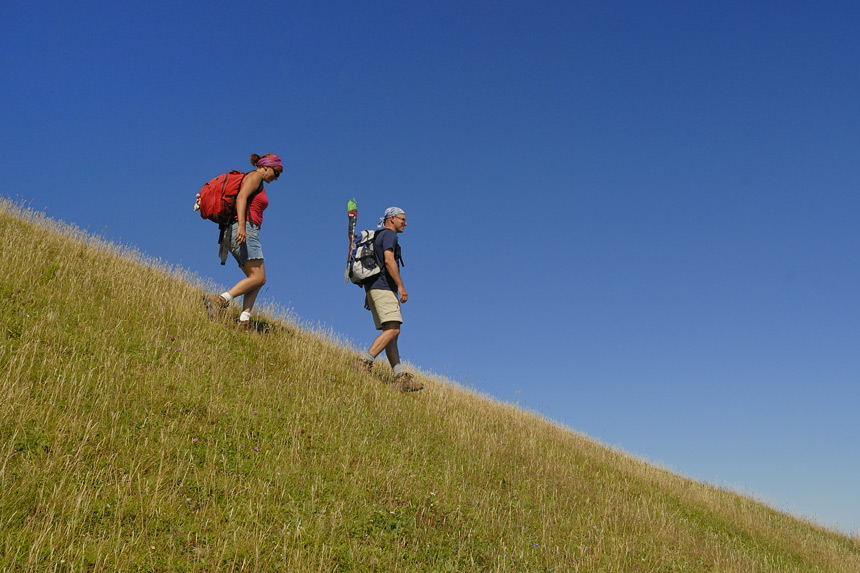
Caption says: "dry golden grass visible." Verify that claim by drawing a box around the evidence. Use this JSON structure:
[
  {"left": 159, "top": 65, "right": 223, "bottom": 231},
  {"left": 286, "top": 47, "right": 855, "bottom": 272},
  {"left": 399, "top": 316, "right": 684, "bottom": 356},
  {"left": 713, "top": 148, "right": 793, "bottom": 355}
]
[{"left": 1, "top": 197, "right": 858, "bottom": 571}]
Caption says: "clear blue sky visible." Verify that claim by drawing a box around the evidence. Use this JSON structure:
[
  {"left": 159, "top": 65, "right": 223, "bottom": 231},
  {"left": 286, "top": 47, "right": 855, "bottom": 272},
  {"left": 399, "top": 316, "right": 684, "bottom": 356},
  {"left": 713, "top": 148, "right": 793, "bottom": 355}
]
[{"left": 3, "top": 1, "right": 858, "bottom": 535}]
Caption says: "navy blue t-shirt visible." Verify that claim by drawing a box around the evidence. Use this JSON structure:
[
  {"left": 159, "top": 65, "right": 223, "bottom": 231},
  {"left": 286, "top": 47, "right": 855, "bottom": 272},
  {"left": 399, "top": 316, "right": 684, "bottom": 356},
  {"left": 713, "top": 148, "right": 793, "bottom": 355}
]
[{"left": 364, "top": 229, "right": 401, "bottom": 292}]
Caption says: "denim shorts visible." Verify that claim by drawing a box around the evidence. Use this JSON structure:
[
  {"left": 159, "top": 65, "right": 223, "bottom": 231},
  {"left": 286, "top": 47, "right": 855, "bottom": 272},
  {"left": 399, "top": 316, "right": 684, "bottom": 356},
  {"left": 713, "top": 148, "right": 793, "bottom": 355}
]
[{"left": 229, "top": 221, "right": 263, "bottom": 268}]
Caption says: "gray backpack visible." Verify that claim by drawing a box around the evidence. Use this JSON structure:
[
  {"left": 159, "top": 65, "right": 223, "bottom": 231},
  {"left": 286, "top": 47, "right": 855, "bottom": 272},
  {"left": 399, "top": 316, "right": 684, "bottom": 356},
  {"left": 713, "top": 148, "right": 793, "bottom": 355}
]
[{"left": 347, "top": 230, "right": 403, "bottom": 286}]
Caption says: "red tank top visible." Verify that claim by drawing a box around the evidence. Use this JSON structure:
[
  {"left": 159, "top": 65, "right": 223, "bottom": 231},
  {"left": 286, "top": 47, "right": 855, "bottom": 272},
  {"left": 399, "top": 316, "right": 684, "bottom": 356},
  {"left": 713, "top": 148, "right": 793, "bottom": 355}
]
[{"left": 248, "top": 188, "right": 268, "bottom": 227}]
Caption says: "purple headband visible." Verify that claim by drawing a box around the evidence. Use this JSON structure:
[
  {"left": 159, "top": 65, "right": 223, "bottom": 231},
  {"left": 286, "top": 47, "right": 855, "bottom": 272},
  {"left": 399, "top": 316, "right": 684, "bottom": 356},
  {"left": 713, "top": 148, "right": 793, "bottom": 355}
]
[{"left": 257, "top": 154, "right": 283, "bottom": 169}]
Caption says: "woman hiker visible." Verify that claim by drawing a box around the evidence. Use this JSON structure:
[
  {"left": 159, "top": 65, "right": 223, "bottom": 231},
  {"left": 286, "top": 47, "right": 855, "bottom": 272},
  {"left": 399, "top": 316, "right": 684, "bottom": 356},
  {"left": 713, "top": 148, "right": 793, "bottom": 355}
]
[{"left": 203, "top": 153, "right": 283, "bottom": 330}]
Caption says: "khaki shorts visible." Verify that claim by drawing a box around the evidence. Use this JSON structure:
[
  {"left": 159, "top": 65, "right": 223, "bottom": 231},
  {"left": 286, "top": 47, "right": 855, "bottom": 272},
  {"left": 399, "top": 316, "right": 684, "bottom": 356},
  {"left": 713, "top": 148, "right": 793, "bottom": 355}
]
[{"left": 366, "top": 289, "right": 402, "bottom": 330}]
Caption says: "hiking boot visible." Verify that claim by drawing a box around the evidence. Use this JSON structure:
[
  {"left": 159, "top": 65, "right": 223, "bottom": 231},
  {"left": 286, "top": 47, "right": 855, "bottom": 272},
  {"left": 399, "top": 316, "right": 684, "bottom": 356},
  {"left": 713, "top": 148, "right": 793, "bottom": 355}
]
[
  {"left": 394, "top": 372, "right": 423, "bottom": 392},
  {"left": 203, "top": 294, "right": 228, "bottom": 319},
  {"left": 236, "top": 320, "right": 252, "bottom": 332},
  {"left": 355, "top": 358, "right": 374, "bottom": 375}
]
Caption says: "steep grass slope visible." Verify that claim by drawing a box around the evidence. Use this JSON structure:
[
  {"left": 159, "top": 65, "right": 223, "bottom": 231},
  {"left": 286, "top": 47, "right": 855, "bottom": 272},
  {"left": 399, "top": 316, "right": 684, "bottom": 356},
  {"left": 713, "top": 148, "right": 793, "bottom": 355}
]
[{"left": 1, "top": 199, "right": 858, "bottom": 571}]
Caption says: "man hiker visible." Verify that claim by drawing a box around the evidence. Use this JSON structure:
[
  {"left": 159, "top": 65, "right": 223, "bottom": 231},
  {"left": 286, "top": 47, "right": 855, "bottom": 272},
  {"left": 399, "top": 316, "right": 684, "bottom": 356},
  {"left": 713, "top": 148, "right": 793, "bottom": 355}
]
[{"left": 356, "top": 207, "right": 424, "bottom": 392}]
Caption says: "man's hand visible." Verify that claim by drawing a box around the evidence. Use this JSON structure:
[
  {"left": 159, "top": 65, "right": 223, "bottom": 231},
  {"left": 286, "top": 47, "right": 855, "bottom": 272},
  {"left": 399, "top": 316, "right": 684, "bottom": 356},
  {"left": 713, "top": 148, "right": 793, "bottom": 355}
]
[{"left": 399, "top": 288, "right": 408, "bottom": 304}]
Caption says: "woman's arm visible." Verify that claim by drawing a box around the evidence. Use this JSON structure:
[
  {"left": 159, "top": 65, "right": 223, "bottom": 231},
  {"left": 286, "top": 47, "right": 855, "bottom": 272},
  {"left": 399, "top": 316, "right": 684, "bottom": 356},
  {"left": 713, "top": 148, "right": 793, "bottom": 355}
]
[{"left": 234, "top": 171, "right": 263, "bottom": 244}]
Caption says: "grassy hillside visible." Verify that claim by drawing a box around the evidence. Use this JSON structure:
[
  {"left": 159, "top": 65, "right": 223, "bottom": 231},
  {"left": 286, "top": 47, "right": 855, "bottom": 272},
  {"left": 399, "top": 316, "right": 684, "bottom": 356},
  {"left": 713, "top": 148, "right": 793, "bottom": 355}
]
[{"left": 1, "top": 198, "right": 858, "bottom": 572}]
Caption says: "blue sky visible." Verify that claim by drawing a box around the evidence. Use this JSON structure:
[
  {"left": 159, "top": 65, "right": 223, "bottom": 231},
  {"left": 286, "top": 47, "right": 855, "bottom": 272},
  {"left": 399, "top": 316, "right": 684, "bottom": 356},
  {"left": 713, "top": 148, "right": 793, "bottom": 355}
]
[{"left": 3, "top": 1, "right": 858, "bottom": 535}]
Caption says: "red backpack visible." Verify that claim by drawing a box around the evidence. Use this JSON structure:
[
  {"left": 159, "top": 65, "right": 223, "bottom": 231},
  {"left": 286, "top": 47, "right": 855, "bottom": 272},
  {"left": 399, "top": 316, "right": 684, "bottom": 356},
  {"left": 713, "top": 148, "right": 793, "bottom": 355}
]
[{"left": 197, "top": 171, "right": 247, "bottom": 225}]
